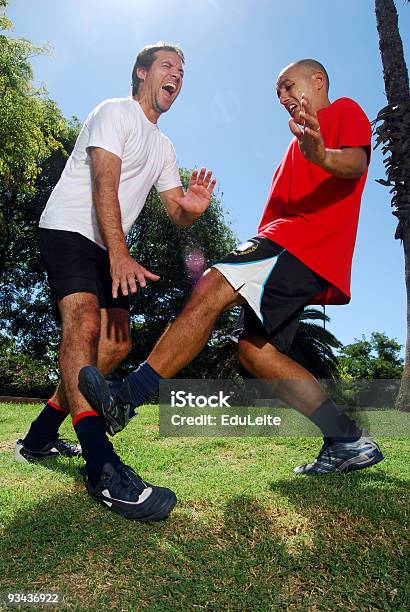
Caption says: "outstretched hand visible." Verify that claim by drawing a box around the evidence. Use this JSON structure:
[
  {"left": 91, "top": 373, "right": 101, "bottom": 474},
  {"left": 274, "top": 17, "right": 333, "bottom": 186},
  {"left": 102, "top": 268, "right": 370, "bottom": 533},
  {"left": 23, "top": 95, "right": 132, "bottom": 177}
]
[
  {"left": 289, "top": 94, "right": 326, "bottom": 167},
  {"left": 178, "top": 167, "right": 217, "bottom": 215}
]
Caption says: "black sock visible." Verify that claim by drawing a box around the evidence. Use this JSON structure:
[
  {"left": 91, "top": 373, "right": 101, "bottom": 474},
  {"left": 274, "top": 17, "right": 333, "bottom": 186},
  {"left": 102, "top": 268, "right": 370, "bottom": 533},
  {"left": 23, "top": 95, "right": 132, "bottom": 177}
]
[
  {"left": 73, "top": 412, "right": 121, "bottom": 485},
  {"left": 23, "top": 400, "right": 69, "bottom": 451},
  {"left": 124, "top": 361, "right": 162, "bottom": 408},
  {"left": 309, "top": 399, "right": 362, "bottom": 442}
]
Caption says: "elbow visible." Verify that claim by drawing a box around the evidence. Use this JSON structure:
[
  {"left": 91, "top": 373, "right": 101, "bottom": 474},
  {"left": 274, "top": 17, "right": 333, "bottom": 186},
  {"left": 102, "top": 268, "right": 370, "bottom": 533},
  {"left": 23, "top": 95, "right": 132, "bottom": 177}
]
[
  {"left": 351, "top": 165, "right": 367, "bottom": 179},
  {"left": 340, "top": 163, "right": 368, "bottom": 179},
  {"left": 354, "top": 160, "right": 368, "bottom": 178},
  {"left": 351, "top": 152, "right": 369, "bottom": 178}
]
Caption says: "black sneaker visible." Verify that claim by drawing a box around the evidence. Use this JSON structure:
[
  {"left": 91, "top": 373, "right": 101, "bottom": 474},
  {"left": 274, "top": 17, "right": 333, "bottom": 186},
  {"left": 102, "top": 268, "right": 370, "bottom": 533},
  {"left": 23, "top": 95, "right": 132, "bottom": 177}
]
[
  {"left": 294, "top": 435, "right": 384, "bottom": 475},
  {"left": 78, "top": 366, "right": 135, "bottom": 436},
  {"left": 14, "top": 436, "right": 82, "bottom": 463},
  {"left": 85, "top": 462, "right": 177, "bottom": 522}
]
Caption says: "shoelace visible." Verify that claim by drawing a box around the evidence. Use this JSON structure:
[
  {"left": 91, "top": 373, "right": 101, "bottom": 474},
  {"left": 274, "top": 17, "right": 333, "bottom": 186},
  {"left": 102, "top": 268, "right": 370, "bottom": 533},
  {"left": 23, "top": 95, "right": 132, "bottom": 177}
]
[
  {"left": 54, "top": 436, "right": 80, "bottom": 453},
  {"left": 315, "top": 440, "right": 332, "bottom": 464},
  {"left": 116, "top": 464, "right": 146, "bottom": 494}
]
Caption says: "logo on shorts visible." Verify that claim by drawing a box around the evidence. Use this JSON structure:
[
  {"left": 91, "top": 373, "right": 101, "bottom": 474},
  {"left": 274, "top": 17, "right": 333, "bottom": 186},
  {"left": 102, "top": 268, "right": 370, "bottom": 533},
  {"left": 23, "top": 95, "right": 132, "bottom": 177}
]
[{"left": 234, "top": 240, "right": 258, "bottom": 256}]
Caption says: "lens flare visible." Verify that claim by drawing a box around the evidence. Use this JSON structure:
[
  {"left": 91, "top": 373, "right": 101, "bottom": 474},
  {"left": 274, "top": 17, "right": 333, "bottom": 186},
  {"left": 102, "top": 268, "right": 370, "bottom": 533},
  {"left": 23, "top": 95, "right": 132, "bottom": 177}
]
[{"left": 185, "top": 249, "right": 205, "bottom": 281}]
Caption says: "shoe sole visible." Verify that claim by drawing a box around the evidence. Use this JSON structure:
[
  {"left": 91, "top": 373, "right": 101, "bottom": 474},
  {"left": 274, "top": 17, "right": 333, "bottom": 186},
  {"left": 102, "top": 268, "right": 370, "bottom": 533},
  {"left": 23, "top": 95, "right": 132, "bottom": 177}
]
[
  {"left": 79, "top": 366, "right": 119, "bottom": 435},
  {"left": 85, "top": 480, "right": 177, "bottom": 522}
]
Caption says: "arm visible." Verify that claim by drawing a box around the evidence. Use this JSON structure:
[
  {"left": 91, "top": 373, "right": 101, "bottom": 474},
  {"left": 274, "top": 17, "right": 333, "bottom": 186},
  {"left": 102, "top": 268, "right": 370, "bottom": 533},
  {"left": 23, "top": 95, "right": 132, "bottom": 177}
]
[
  {"left": 159, "top": 167, "right": 217, "bottom": 227},
  {"left": 317, "top": 147, "right": 367, "bottom": 179},
  {"left": 89, "top": 146, "right": 160, "bottom": 297},
  {"left": 289, "top": 95, "right": 368, "bottom": 179}
]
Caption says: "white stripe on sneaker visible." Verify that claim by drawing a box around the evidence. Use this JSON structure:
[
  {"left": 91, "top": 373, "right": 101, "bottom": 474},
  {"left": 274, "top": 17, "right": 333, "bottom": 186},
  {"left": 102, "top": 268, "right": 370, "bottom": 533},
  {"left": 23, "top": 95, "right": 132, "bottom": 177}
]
[{"left": 100, "top": 487, "right": 153, "bottom": 505}]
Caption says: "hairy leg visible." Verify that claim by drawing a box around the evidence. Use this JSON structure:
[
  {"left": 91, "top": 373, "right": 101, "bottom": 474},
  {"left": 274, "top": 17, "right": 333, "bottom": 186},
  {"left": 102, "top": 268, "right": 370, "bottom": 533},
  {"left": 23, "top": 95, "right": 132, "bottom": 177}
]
[
  {"left": 51, "top": 307, "right": 131, "bottom": 410},
  {"left": 57, "top": 293, "right": 101, "bottom": 417},
  {"left": 238, "top": 332, "right": 326, "bottom": 416},
  {"left": 148, "top": 269, "right": 244, "bottom": 377}
]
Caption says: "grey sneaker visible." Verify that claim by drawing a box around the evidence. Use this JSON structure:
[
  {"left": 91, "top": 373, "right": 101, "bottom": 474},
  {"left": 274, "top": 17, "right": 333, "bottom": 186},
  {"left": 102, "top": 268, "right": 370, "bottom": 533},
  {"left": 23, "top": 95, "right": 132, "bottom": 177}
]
[
  {"left": 78, "top": 366, "right": 136, "bottom": 436},
  {"left": 294, "top": 435, "right": 384, "bottom": 475}
]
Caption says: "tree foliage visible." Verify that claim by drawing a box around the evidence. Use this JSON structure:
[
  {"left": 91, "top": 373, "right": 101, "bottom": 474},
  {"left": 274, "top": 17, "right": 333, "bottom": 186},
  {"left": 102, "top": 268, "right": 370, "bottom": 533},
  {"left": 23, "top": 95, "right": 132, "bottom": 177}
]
[
  {"left": 0, "top": 334, "right": 53, "bottom": 397},
  {"left": 338, "top": 332, "right": 403, "bottom": 380},
  {"left": 0, "top": 0, "right": 69, "bottom": 282}
]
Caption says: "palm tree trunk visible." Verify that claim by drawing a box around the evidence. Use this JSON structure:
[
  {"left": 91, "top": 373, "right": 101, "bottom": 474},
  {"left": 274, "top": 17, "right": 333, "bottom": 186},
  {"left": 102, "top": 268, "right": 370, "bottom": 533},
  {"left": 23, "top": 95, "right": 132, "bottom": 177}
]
[
  {"left": 396, "top": 224, "right": 410, "bottom": 409},
  {"left": 374, "top": 0, "right": 410, "bottom": 410},
  {"left": 375, "top": 0, "right": 409, "bottom": 100}
]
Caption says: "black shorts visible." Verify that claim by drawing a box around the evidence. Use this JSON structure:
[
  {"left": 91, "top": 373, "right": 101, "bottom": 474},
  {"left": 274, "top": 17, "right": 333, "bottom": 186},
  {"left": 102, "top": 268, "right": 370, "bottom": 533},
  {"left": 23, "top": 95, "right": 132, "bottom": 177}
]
[
  {"left": 38, "top": 228, "right": 130, "bottom": 311},
  {"left": 213, "top": 237, "right": 327, "bottom": 354}
]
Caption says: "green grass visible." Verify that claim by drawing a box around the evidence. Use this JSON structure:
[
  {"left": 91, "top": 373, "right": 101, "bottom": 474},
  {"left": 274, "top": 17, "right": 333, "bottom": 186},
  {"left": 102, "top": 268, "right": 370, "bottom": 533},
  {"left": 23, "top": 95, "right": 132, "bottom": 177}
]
[{"left": 0, "top": 402, "right": 409, "bottom": 611}]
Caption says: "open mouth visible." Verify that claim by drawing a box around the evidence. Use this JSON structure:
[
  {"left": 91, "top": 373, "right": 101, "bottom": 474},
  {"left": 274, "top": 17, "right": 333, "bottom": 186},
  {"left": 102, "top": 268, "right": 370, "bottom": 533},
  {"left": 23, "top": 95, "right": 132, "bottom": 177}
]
[
  {"left": 162, "top": 82, "right": 177, "bottom": 100},
  {"left": 287, "top": 103, "right": 299, "bottom": 116}
]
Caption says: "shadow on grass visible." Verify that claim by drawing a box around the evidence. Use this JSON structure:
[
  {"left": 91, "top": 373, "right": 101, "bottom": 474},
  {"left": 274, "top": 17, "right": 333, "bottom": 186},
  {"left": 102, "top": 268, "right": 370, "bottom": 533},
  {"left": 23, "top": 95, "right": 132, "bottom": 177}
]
[
  {"left": 0, "top": 464, "right": 408, "bottom": 610},
  {"left": 270, "top": 471, "right": 409, "bottom": 609}
]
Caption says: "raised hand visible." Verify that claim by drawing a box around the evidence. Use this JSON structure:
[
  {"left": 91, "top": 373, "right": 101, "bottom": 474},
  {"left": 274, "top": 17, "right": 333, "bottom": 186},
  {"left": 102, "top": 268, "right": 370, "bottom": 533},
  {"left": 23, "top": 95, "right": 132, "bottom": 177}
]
[
  {"left": 289, "top": 94, "right": 326, "bottom": 167},
  {"left": 178, "top": 167, "right": 217, "bottom": 215}
]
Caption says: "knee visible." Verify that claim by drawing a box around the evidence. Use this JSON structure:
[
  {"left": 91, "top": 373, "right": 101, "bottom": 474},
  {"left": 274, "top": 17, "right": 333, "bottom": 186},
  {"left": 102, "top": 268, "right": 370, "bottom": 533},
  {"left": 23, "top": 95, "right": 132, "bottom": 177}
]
[
  {"left": 60, "top": 297, "right": 100, "bottom": 343},
  {"left": 238, "top": 333, "right": 279, "bottom": 375},
  {"left": 189, "top": 269, "right": 236, "bottom": 313}
]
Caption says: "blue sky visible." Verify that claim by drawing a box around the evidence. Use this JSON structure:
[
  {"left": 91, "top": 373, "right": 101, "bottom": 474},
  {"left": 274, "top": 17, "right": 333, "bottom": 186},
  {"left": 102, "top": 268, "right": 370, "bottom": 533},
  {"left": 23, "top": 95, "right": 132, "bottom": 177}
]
[{"left": 7, "top": 0, "right": 410, "bottom": 351}]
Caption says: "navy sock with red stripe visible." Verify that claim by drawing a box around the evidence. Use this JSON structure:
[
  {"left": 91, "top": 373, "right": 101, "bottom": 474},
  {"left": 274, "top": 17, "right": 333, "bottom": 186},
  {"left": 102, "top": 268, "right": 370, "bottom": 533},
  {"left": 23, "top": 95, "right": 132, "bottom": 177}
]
[
  {"left": 23, "top": 400, "right": 69, "bottom": 451},
  {"left": 73, "top": 412, "right": 121, "bottom": 486}
]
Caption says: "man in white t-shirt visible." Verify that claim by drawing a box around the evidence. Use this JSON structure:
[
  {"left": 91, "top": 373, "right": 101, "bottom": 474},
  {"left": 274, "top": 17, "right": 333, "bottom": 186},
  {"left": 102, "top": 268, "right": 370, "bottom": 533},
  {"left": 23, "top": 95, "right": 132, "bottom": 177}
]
[{"left": 15, "top": 42, "right": 216, "bottom": 522}]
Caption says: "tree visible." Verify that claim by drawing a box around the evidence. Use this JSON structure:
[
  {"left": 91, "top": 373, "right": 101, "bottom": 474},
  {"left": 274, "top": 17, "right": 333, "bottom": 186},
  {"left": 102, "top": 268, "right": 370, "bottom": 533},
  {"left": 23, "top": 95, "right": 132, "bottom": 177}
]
[
  {"left": 338, "top": 331, "right": 403, "bottom": 379},
  {"left": 0, "top": 0, "right": 69, "bottom": 282},
  {"left": 374, "top": 0, "right": 410, "bottom": 409},
  {"left": 0, "top": 0, "right": 80, "bottom": 373},
  {"left": 0, "top": 120, "right": 80, "bottom": 362},
  {"left": 0, "top": 334, "right": 53, "bottom": 397},
  {"left": 333, "top": 332, "right": 403, "bottom": 408}
]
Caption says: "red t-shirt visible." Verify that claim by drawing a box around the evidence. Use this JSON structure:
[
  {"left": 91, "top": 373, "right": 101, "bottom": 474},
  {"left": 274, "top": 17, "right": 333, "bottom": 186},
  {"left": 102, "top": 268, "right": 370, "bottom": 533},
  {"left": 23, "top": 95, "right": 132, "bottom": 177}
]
[{"left": 258, "top": 97, "right": 371, "bottom": 305}]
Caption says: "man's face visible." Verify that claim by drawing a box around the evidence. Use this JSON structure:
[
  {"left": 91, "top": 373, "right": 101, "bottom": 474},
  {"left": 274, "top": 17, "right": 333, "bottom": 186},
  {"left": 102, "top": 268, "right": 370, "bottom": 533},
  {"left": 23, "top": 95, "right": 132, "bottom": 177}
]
[
  {"left": 138, "top": 50, "right": 184, "bottom": 115},
  {"left": 276, "top": 65, "right": 323, "bottom": 124}
]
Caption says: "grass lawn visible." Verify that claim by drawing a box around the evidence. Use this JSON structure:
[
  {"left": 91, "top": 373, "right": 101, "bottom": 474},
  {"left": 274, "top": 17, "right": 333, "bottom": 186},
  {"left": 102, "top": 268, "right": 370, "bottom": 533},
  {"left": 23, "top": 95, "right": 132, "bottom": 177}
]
[{"left": 0, "top": 402, "right": 409, "bottom": 611}]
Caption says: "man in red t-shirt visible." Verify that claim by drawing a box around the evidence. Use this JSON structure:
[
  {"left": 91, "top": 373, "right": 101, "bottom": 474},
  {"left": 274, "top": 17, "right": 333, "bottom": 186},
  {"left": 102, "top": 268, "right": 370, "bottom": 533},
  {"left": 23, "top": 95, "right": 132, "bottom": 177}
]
[{"left": 79, "top": 59, "right": 384, "bottom": 476}]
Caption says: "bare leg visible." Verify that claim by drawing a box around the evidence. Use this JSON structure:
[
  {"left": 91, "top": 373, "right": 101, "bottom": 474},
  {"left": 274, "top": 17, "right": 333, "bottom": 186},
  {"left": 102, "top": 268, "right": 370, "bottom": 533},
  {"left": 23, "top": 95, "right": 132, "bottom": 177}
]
[
  {"left": 50, "top": 307, "right": 131, "bottom": 410},
  {"left": 148, "top": 269, "right": 244, "bottom": 377},
  {"left": 238, "top": 332, "right": 326, "bottom": 416},
  {"left": 57, "top": 293, "right": 101, "bottom": 417}
]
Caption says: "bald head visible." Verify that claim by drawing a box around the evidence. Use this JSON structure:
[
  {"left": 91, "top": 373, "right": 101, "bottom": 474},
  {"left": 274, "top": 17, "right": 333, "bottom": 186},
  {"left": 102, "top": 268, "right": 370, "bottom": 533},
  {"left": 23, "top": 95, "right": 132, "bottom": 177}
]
[
  {"left": 279, "top": 59, "right": 329, "bottom": 93},
  {"left": 292, "top": 59, "right": 329, "bottom": 92},
  {"left": 276, "top": 58, "right": 331, "bottom": 120}
]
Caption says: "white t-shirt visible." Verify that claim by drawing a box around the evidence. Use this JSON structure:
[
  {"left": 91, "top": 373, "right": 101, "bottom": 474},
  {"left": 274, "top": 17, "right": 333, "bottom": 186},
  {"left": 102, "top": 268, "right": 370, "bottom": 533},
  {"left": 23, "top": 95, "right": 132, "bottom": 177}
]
[{"left": 39, "top": 97, "right": 182, "bottom": 248}]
